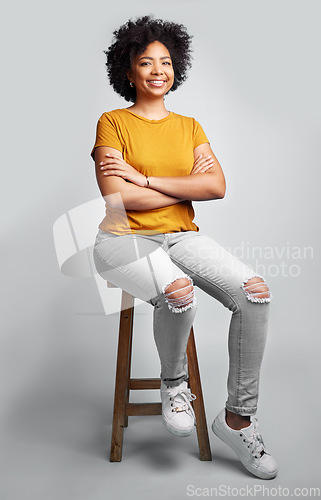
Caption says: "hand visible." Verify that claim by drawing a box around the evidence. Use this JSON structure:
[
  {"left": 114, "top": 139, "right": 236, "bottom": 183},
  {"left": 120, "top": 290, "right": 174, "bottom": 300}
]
[
  {"left": 99, "top": 154, "right": 147, "bottom": 187},
  {"left": 190, "top": 154, "right": 214, "bottom": 175}
]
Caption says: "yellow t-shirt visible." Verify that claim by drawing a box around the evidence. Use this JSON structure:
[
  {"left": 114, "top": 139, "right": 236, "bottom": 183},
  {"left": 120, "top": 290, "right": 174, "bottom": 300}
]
[{"left": 91, "top": 108, "right": 209, "bottom": 234}]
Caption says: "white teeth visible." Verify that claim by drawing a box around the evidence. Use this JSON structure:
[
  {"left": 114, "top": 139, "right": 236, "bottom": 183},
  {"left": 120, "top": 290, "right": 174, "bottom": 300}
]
[{"left": 148, "top": 80, "right": 165, "bottom": 84}]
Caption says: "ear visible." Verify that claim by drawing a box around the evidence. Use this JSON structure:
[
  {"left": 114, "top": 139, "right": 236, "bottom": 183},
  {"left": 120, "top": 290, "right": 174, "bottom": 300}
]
[{"left": 126, "top": 70, "right": 133, "bottom": 82}]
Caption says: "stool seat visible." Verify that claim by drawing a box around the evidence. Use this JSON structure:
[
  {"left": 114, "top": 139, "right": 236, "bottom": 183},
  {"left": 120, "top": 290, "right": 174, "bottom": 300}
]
[{"left": 108, "top": 282, "right": 212, "bottom": 462}]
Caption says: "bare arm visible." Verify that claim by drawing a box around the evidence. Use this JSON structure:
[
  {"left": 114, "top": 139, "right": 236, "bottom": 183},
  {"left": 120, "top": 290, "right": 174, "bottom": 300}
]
[
  {"left": 100, "top": 143, "right": 226, "bottom": 201},
  {"left": 94, "top": 146, "right": 184, "bottom": 210},
  {"left": 147, "top": 143, "right": 226, "bottom": 200}
]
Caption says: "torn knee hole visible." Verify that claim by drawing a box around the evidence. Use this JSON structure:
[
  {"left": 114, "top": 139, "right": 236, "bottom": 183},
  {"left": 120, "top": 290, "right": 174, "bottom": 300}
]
[
  {"left": 163, "top": 277, "right": 196, "bottom": 313},
  {"left": 241, "top": 276, "right": 272, "bottom": 303}
]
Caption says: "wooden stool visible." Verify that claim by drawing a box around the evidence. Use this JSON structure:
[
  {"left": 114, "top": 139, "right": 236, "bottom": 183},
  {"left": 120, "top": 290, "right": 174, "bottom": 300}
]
[{"left": 108, "top": 282, "right": 212, "bottom": 462}]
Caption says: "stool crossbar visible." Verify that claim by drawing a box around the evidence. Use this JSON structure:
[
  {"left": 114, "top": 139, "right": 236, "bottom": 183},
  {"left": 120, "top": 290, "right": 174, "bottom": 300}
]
[{"left": 108, "top": 282, "right": 212, "bottom": 462}]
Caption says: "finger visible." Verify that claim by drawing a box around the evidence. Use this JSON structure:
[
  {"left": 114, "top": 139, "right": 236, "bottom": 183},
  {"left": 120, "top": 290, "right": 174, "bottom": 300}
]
[
  {"left": 198, "top": 167, "right": 212, "bottom": 173},
  {"left": 191, "top": 164, "right": 213, "bottom": 174},
  {"left": 100, "top": 164, "right": 120, "bottom": 170},
  {"left": 197, "top": 159, "right": 214, "bottom": 169},
  {"left": 101, "top": 162, "right": 124, "bottom": 171},
  {"left": 193, "top": 154, "right": 203, "bottom": 166},
  {"left": 101, "top": 154, "right": 123, "bottom": 164},
  {"left": 99, "top": 159, "right": 118, "bottom": 167},
  {"left": 198, "top": 156, "right": 213, "bottom": 164},
  {"left": 103, "top": 170, "right": 123, "bottom": 176},
  {"left": 192, "top": 154, "right": 203, "bottom": 165},
  {"left": 191, "top": 168, "right": 206, "bottom": 174},
  {"left": 192, "top": 158, "right": 213, "bottom": 169},
  {"left": 193, "top": 155, "right": 213, "bottom": 168},
  {"left": 200, "top": 163, "right": 214, "bottom": 171},
  {"left": 100, "top": 158, "right": 124, "bottom": 169}
]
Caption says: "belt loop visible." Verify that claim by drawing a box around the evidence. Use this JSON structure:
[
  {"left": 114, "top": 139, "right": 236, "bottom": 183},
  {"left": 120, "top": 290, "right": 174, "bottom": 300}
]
[{"left": 162, "top": 233, "right": 169, "bottom": 251}]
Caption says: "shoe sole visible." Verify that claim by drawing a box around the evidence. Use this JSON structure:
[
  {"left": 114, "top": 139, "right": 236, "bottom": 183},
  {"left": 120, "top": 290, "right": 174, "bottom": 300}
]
[{"left": 212, "top": 419, "right": 278, "bottom": 480}]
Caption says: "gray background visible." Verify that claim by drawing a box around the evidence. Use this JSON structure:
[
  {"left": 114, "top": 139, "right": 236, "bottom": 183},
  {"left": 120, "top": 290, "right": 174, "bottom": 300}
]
[{"left": 1, "top": 0, "right": 320, "bottom": 498}]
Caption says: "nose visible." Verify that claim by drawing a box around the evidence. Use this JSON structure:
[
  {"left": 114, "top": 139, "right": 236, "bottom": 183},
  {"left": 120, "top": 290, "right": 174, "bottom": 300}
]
[{"left": 151, "top": 62, "right": 164, "bottom": 75}]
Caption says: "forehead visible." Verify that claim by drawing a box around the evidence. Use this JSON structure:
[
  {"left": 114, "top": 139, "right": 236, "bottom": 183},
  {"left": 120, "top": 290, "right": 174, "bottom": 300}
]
[{"left": 137, "top": 41, "right": 171, "bottom": 58}]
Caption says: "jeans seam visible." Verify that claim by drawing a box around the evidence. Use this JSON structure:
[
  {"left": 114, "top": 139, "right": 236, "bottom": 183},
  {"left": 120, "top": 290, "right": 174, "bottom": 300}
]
[
  {"left": 94, "top": 232, "right": 264, "bottom": 414},
  {"left": 169, "top": 256, "right": 240, "bottom": 312},
  {"left": 169, "top": 255, "right": 244, "bottom": 410},
  {"left": 237, "top": 307, "right": 243, "bottom": 408},
  {"left": 94, "top": 246, "right": 145, "bottom": 293},
  {"left": 93, "top": 245, "right": 117, "bottom": 269},
  {"left": 94, "top": 245, "right": 166, "bottom": 307}
]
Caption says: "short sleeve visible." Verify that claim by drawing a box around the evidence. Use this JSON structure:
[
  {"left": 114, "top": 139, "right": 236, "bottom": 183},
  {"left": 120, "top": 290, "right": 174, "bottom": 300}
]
[
  {"left": 193, "top": 119, "right": 210, "bottom": 149},
  {"left": 91, "top": 113, "right": 123, "bottom": 160}
]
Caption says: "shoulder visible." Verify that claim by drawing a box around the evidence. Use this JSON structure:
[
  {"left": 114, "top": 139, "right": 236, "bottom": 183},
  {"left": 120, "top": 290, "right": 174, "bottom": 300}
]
[
  {"left": 170, "top": 112, "right": 205, "bottom": 133},
  {"left": 97, "top": 108, "right": 127, "bottom": 123},
  {"left": 171, "top": 111, "right": 194, "bottom": 122},
  {"left": 171, "top": 112, "right": 202, "bottom": 127}
]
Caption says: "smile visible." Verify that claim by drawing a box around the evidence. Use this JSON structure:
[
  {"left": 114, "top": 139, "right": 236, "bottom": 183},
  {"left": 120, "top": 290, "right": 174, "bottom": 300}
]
[{"left": 147, "top": 80, "right": 166, "bottom": 87}]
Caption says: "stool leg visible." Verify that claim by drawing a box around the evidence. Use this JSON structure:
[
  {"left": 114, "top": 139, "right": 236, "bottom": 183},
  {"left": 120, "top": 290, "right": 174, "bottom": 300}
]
[
  {"left": 187, "top": 327, "right": 212, "bottom": 461},
  {"left": 123, "top": 314, "right": 134, "bottom": 429},
  {"left": 110, "top": 291, "right": 134, "bottom": 462}
]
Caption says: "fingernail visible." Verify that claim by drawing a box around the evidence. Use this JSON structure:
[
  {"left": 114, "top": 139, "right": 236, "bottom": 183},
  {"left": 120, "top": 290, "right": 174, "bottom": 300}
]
[
  {"left": 100, "top": 166, "right": 104, "bottom": 170},
  {"left": 100, "top": 162, "right": 104, "bottom": 165}
]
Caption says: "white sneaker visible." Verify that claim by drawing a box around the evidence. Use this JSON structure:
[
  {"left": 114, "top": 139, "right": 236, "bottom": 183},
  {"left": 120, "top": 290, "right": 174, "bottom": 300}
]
[
  {"left": 212, "top": 409, "right": 278, "bottom": 479},
  {"left": 160, "top": 381, "right": 196, "bottom": 437}
]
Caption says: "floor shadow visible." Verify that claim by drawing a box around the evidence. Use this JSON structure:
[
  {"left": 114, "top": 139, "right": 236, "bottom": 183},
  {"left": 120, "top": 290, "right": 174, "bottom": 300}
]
[{"left": 211, "top": 452, "right": 255, "bottom": 478}]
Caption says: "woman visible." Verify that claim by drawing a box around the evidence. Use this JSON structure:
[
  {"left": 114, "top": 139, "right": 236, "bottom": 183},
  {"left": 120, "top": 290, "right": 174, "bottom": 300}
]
[{"left": 91, "top": 15, "right": 277, "bottom": 479}]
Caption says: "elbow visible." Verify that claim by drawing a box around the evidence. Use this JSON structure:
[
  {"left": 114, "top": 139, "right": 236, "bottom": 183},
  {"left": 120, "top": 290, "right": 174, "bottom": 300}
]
[
  {"left": 202, "top": 189, "right": 225, "bottom": 201},
  {"left": 218, "top": 176, "right": 226, "bottom": 198},
  {"left": 217, "top": 177, "right": 226, "bottom": 198},
  {"left": 212, "top": 191, "right": 225, "bottom": 200},
  {"left": 204, "top": 173, "right": 226, "bottom": 200},
  {"left": 217, "top": 186, "right": 226, "bottom": 199},
  {"left": 210, "top": 180, "right": 226, "bottom": 200}
]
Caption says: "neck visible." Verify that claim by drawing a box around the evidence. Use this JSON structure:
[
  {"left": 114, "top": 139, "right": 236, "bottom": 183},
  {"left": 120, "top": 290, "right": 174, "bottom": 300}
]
[{"left": 127, "top": 96, "right": 170, "bottom": 120}]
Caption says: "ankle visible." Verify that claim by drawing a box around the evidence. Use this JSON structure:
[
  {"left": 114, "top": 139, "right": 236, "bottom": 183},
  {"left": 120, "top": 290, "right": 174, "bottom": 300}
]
[{"left": 225, "top": 409, "right": 251, "bottom": 430}]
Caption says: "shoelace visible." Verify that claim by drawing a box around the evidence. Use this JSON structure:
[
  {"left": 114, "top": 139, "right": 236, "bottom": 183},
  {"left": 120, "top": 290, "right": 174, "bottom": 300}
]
[
  {"left": 242, "top": 418, "right": 266, "bottom": 458},
  {"left": 165, "top": 387, "right": 196, "bottom": 414}
]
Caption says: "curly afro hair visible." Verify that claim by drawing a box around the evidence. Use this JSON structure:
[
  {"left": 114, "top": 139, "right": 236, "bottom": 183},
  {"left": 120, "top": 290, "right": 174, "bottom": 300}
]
[{"left": 104, "top": 15, "right": 193, "bottom": 102}]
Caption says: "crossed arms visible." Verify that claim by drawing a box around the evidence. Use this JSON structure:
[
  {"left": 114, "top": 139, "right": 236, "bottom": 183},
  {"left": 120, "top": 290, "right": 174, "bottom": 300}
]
[{"left": 94, "top": 143, "right": 226, "bottom": 210}]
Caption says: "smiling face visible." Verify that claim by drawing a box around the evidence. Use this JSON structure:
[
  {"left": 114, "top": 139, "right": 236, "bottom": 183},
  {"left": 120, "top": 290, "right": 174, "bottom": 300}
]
[{"left": 127, "top": 41, "right": 174, "bottom": 101}]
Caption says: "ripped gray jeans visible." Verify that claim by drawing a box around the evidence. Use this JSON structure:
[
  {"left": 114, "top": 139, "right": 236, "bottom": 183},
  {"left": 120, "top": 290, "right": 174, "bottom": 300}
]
[{"left": 93, "top": 229, "right": 272, "bottom": 416}]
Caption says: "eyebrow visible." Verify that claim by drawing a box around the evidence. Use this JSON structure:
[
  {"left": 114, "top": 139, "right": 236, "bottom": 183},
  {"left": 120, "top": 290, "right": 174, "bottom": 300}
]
[{"left": 138, "top": 56, "right": 171, "bottom": 61}]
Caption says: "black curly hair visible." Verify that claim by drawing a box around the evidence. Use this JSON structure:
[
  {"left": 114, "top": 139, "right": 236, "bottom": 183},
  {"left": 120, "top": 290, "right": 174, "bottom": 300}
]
[{"left": 104, "top": 15, "right": 193, "bottom": 102}]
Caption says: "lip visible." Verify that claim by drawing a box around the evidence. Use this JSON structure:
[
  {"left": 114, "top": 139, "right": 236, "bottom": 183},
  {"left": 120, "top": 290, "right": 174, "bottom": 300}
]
[{"left": 147, "top": 80, "right": 166, "bottom": 87}]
